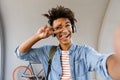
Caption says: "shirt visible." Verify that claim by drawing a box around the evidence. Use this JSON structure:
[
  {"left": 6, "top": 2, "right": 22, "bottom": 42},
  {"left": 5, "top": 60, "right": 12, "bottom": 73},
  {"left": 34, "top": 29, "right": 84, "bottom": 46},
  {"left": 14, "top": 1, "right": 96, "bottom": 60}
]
[
  {"left": 15, "top": 44, "right": 112, "bottom": 80},
  {"left": 61, "top": 51, "right": 71, "bottom": 80}
]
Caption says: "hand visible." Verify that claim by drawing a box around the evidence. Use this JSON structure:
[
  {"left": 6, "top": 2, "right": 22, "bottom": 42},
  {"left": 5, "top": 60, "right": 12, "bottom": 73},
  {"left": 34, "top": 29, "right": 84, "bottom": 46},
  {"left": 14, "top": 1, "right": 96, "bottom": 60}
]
[{"left": 36, "top": 25, "right": 54, "bottom": 39}]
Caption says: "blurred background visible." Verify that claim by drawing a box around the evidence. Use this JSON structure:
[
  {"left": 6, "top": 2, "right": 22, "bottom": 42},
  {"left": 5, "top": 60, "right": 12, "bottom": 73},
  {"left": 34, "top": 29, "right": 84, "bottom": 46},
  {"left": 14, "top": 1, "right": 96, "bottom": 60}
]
[{"left": 0, "top": 0, "right": 120, "bottom": 80}]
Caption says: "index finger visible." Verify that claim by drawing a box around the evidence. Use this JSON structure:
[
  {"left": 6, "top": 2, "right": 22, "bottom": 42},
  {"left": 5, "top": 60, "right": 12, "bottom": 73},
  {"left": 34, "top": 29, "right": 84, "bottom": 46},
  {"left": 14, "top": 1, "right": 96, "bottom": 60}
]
[{"left": 53, "top": 29, "right": 63, "bottom": 34}]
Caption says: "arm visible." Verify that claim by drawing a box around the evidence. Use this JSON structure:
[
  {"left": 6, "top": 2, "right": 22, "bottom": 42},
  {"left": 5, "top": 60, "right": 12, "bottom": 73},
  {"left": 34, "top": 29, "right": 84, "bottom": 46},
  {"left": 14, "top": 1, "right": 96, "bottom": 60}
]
[
  {"left": 84, "top": 45, "right": 112, "bottom": 79},
  {"left": 106, "top": 26, "right": 120, "bottom": 80},
  {"left": 18, "top": 26, "right": 54, "bottom": 53},
  {"left": 15, "top": 26, "right": 54, "bottom": 62},
  {"left": 16, "top": 25, "right": 62, "bottom": 62}
]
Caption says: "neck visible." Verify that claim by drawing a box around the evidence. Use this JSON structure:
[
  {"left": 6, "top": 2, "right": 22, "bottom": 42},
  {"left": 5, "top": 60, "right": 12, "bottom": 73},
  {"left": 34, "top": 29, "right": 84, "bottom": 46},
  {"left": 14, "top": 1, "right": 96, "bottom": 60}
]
[{"left": 60, "top": 43, "right": 72, "bottom": 51}]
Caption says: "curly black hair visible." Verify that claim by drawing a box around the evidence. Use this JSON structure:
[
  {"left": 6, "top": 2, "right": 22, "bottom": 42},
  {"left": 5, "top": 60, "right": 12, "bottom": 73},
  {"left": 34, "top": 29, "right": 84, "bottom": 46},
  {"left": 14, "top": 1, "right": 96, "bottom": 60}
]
[{"left": 43, "top": 5, "right": 77, "bottom": 27}]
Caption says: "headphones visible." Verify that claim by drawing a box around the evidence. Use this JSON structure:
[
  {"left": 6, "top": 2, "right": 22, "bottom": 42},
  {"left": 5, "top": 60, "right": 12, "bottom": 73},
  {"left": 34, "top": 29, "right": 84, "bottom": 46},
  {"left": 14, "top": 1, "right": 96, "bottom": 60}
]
[
  {"left": 72, "top": 25, "right": 76, "bottom": 33},
  {"left": 52, "top": 25, "right": 76, "bottom": 37}
]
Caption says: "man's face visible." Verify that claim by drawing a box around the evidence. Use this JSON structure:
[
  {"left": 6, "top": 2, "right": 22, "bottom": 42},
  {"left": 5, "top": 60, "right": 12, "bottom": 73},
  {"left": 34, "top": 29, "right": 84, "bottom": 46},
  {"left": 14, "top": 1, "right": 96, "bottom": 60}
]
[
  {"left": 114, "top": 27, "right": 120, "bottom": 54},
  {"left": 53, "top": 18, "right": 73, "bottom": 45}
]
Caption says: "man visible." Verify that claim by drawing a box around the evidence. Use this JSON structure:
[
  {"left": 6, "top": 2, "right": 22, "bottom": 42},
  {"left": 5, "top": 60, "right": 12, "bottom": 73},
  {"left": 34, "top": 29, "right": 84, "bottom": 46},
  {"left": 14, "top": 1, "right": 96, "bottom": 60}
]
[{"left": 15, "top": 6, "right": 120, "bottom": 80}]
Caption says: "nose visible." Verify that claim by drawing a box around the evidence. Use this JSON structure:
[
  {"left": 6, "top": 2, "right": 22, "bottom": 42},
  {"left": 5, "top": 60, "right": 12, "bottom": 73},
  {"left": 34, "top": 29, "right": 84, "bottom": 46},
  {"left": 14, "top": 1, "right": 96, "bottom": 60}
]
[{"left": 61, "top": 28, "right": 69, "bottom": 35}]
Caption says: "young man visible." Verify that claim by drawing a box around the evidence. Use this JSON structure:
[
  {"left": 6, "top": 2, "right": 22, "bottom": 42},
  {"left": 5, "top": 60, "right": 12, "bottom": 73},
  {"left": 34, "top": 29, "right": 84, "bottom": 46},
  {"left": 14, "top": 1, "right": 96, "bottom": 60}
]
[{"left": 15, "top": 6, "right": 120, "bottom": 80}]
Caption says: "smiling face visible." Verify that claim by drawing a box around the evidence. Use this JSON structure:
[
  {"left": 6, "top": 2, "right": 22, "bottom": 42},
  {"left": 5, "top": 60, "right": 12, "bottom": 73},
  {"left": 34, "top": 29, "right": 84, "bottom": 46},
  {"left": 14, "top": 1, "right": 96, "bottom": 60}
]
[{"left": 53, "top": 18, "right": 73, "bottom": 46}]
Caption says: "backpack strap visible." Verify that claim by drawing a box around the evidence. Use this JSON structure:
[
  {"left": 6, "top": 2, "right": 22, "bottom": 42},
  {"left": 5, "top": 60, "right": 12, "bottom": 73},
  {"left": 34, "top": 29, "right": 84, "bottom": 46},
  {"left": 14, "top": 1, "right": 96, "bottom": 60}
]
[{"left": 46, "top": 46, "right": 57, "bottom": 80}]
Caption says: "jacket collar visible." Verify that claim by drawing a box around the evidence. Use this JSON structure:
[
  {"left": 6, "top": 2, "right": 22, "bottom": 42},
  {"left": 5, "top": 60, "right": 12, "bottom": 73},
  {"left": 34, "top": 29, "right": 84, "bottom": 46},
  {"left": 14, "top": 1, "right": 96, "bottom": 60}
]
[{"left": 57, "top": 44, "right": 77, "bottom": 55}]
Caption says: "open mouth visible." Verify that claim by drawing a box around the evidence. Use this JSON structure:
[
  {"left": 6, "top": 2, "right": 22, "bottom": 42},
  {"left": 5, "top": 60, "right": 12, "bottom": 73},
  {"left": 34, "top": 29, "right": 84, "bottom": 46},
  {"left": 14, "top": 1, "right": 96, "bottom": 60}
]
[{"left": 59, "top": 32, "right": 70, "bottom": 40}]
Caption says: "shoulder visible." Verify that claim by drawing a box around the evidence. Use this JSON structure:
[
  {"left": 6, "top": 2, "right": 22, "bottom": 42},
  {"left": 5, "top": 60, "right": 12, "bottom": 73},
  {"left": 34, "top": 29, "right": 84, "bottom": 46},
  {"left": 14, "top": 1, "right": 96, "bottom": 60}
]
[
  {"left": 37, "top": 45, "right": 53, "bottom": 50},
  {"left": 39, "top": 45, "right": 53, "bottom": 49},
  {"left": 37, "top": 45, "right": 58, "bottom": 52},
  {"left": 75, "top": 44, "right": 98, "bottom": 55},
  {"left": 75, "top": 44, "right": 94, "bottom": 51}
]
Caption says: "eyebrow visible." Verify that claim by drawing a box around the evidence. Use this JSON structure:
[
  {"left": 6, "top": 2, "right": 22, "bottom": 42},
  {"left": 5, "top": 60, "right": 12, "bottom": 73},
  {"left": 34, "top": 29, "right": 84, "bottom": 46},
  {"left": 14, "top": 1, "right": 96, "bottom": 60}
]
[
  {"left": 55, "top": 21, "right": 71, "bottom": 28},
  {"left": 66, "top": 21, "right": 71, "bottom": 24},
  {"left": 56, "top": 24, "right": 62, "bottom": 27}
]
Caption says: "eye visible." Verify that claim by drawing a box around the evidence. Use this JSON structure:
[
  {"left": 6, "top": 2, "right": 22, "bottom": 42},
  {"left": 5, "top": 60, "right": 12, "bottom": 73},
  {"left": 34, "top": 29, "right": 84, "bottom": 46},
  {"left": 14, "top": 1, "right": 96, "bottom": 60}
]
[
  {"left": 54, "top": 26, "right": 62, "bottom": 31},
  {"left": 66, "top": 24, "right": 70, "bottom": 27},
  {"left": 66, "top": 24, "right": 71, "bottom": 27}
]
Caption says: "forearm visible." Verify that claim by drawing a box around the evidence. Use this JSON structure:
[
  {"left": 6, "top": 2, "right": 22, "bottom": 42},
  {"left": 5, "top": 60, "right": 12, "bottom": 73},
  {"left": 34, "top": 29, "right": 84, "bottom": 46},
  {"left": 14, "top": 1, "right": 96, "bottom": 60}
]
[
  {"left": 18, "top": 26, "right": 54, "bottom": 53},
  {"left": 18, "top": 34, "right": 41, "bottom": 53}
]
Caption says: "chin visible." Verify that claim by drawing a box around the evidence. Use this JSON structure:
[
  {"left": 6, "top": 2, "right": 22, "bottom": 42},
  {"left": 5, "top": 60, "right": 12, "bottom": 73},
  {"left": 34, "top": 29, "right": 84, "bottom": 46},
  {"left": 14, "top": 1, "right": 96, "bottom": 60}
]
[{"left": 60, "top": 40, "right": 72, "bottom": 45}]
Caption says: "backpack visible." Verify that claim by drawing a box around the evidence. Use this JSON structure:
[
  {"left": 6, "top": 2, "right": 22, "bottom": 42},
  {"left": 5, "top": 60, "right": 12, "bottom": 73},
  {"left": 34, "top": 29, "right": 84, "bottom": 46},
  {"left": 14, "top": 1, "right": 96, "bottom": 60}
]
[{"left": 42, "top": 46, "right": 57, "bottom": 80}]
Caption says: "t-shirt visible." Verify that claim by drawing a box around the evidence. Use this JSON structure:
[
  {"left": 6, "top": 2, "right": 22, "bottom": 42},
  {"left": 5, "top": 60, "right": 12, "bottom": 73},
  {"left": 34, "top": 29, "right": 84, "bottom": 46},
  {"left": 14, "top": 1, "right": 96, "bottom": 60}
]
[{"left": 61, "top": 51, "right": 72, "bottom": 80}]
